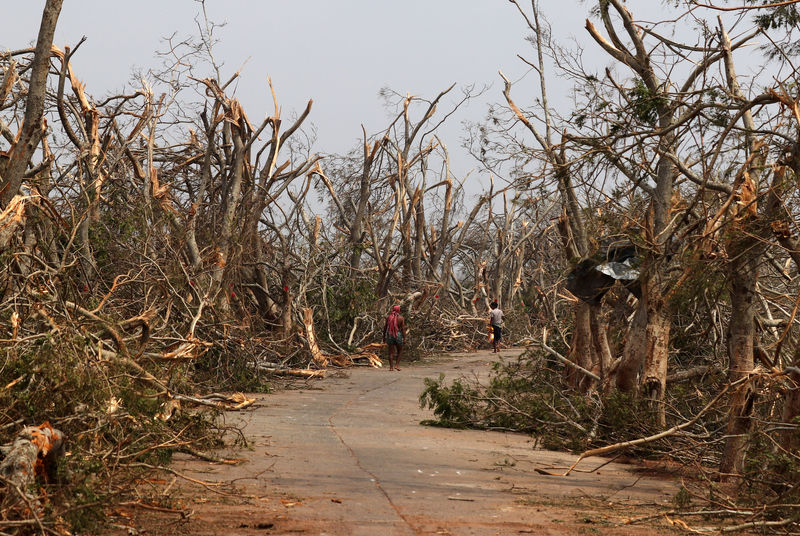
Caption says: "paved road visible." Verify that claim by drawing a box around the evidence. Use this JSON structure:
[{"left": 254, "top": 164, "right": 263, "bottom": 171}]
[{"left": 172, "top": 349, "right": 678, "bottom": 535}]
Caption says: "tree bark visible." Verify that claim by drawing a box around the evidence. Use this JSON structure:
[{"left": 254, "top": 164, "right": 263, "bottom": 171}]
[
  {"left": 0, "top": 423, "right": 64, "bottom": 507},
  {"left": 0, "top": 0, "right": 63, "bottom": 207},
  {"left": 413, "top": 186, "right": 426, "bottom": 282},
  {"left": 616, "top": 298, "right": 648, "bottom": 392},
  {"left": 567, "top": 301, "right": 597, "bottom": 389},
  {"left": 587, "top": 0, "right": 679, "bottom": 417},
  {"left": 781, "top": 358, "right": 800, "bottom": 452},
  {"left": 187, "top": 107, "right": 219, "bottom": 271},
  {"left": 590, "top": 303, "right": 613, "bottom": 385},
  {"left": 349, "top": 129, "right": 381, "bottom": 272},
  {"left": 718, "top": 21, "right": 766, "bottom": 477},
  {"left": 641, "top": 267, "right": 671, "bottom": 427},
  {"left": 719, "top": 248, "right": 759, "bottom": 476},
  {"left": 213, "top": 122, "right": 245, "bottom": 289}
]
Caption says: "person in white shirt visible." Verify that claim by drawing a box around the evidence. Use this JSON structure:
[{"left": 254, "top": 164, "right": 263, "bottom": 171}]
[{"left": 489, "top": 301, "right": 504, "bottom": 353}]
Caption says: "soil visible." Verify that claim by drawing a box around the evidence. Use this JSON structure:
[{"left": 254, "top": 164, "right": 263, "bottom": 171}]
[{"left": 125, "top": 348, "right": 686, "bottom": 536}]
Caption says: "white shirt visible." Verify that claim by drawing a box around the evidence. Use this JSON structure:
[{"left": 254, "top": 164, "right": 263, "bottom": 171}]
[{"left": 490, "top": 308, "right": 504, "bottom": 326}]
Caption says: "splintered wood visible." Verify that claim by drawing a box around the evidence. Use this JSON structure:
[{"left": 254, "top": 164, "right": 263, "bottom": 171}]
[
  {"left": 300, "top": 308, "right": 383, "bottom": 370},
  {"left": 258, "top": 367, "right": 327, "bottom": 378},
  {"left": 351, "top": 342, "right": 385, "bottom": 367},
  {"left": 303, "top": 307, "right": 329, "bottom": 367},
  {"left": 0, "top": 422, "right": 64, "bottom": 507},
  {"left": 0, "top": 194, "right": 31, "bottom": 248},
  {"left": 161, "top": 338, "right": 213, "bottom": 360}
]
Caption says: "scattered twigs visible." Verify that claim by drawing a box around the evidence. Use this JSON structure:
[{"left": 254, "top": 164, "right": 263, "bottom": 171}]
[
  {"left": 626, "top": 509, "right": 751, "bottom": 525},
  {"left": 257, "top": 367, "right": 327, "bottom": 378},
  {"left": 716, "top": 518, "right": 795, "bottom": 533},
  {"left": 662, "top": 514, "right": 795, "bottom": 533},
  {"left": 169, "top": 392, "right": 255, "bottom": 411},
  {"left": 177, "top": 446, "right": 240, "bottom": 465},
  {"left": 117, "top": 500, "right": 188, "bottom": 514},
  {"left": 0, "top": 508, "right": 57, "bottom": 536},
  {"left": 127, "top": 463, "right": 245, "bottom": 497}
]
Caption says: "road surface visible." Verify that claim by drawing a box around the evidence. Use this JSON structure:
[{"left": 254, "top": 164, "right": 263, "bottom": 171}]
[{"left": 166, "top": 349, "right": 678, "bottom": 535}]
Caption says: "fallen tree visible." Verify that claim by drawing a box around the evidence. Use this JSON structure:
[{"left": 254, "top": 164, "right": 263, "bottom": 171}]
[{"left": 0, "top": 423, "right": 64, "bottom": 505}]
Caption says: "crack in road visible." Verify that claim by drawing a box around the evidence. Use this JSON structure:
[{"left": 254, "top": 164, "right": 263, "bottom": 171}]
[{"left": 327, "top": 375, "right": 421, "bottom": 536}]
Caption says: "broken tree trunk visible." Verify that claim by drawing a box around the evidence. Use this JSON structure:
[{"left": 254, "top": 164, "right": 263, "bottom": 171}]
[
  {"left": 566, "top": 301, "right": 596, "bottom": 390},
  {"left": 615, "top": 299, "right": 648, "bottom": 393},
  {"left": 0, "top": 422, "right": 64, "bottom": 506},
  {"left": 719, "top": 242, "right": 760, "bottom": 477},
  {"left": 641, "top": 268, "right": 671, "bottom": 429},
  {"left": 257, "top": 367, "right": 327, "bottom": 378},
  {"left": 303, "top": 307, "right": 328, "bottom": 368},
  {"left": 0, "top": 195, "right": 30, "bottom": 249}
]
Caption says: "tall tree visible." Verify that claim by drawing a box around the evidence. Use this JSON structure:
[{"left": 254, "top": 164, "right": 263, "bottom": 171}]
[
  {"left": 499, "top": 0, "right": 610, "bottom": 391},
  {"left": 0, "top": 0, "right": 63, "bottom": 207}
]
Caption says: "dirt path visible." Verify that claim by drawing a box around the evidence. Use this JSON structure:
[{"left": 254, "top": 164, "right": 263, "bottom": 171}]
[{"left": 163, "top": 349, "right": 679, "bottom": 535}]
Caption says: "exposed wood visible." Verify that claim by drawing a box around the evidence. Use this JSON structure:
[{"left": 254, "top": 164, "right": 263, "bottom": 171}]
[
  {"left": 0, "top": 194, "right": 31, "bottom": 248},
  {"left": 0, "top": 423, "right": 64, "bottom": 507},
  {"left": 666, "top": 365, "right": 715, "bottom": 383},
  {"left": 258, "top": 367, "right": 327, "bottom": 378},
  {"left": 303, "top": 307, "right": 328, "bottom": 368}
]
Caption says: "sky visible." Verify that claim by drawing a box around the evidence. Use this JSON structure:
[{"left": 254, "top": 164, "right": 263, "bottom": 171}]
[
  {"left": 5, "top": 1, "right": 548, "bottom": 180},
  {"left": 3, "top": 1, "right": 770, "bottom": 191}
]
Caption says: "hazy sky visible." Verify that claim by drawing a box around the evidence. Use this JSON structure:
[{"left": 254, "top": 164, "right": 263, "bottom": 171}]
[
  {"left": 4, "top": 2, "right": 768, "bottom": 186},
  {"left": 4, "top": 1, "right": 606, "bottom": 182}
]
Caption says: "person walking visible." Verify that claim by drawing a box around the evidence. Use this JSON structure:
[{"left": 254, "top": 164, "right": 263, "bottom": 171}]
[
  {"left": 489, "top": 301, "right": 504, "bottom": 353},
  {"left": 383, "top": 305, "right": 407, "bottom": 371}
]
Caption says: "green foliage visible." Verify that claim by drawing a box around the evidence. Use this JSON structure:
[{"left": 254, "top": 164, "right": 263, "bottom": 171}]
[
  {"left": 419, "top": 374, "right": 478, "bottom": 428},
  {"left": 595, "top": 389, "right": 657, "bottom": 447},
  {"left": 89, "top": 210, "right": 147, "bottom": 277},
  {"left": 193, "top": 341, "right": 271, "bottom": 392},
  {"left": 627, "top": 79, "right": 667, "bottom": 126},
  {"left": 1, "top": 335, "right": 103, "bottom": 424},
  {"left": 739, "top": 422, "right": 800, "bottom": 517},
  {"left": 312, "top": 277, "right": 377, "bottom": 349},
  {"left": 746, "top": 1, "right": 800, "bottom": 56},
  {"left": 420, "top": 352, "right": 673, "bottom": 454},
  {"left": 59, "top": 457, "right": 106, "bottom": 533},
  {"left": 0, "top": 330, "right": 224, "bottom": 534},
  {"left": 672, "top": 486, "right": 692, "bottom": 509},
  {"left": 752, "top": 1, "right": 800, "bottom": 31}
]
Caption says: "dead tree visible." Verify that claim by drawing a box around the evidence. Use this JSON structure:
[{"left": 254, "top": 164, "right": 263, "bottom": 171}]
[{"left": 321, "top": 85, "right": 477, "bottom": 301}]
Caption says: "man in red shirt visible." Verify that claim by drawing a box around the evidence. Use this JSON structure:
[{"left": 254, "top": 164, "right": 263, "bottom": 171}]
[{"left": 383, "top": 305, "right": 407, "bottom": 371}]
